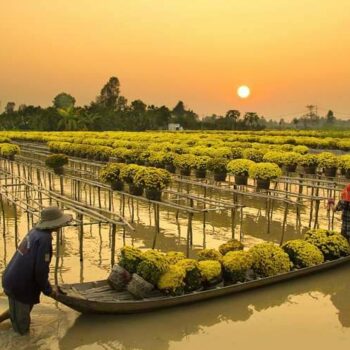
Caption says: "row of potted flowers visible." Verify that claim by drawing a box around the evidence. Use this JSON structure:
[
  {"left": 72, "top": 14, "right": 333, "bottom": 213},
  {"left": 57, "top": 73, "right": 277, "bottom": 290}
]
[{"left": 108, "top": 229, "right": 350, "bottom": 298}]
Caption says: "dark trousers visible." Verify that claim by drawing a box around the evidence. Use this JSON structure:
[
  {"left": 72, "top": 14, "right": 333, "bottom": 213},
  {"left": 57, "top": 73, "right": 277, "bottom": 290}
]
[{"left": 8, "top": 297, "right": 34, "bottom": 335}]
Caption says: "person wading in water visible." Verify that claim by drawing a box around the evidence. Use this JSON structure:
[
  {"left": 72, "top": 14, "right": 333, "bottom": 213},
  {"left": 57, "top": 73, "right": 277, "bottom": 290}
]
[
  {"left": 0, "top": 207, "right": 72, "bottom": 335},
  {"left": 328, "top": 184, "right": 350, "bottom": 242}
]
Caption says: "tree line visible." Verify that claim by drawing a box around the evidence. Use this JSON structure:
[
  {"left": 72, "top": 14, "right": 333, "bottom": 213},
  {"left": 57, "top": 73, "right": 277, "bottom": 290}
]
[{"left": 0, "top": 77, "right": 268, "bottom": 131}]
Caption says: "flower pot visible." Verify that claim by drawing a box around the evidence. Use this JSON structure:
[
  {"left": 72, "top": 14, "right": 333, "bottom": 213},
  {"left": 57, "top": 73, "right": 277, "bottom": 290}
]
[
  {"left": 234, "top": 175, "right": 248, "bottom": 186},
  {"left": 128, "top": 183, "right": 143, "bottom": 196},
  {"left": 111, "top": 180, "right": 124, "bottom": 191},
  {"left": 165, "top": 164, "right": 176, "bottom": 173},
  {"left": 195, "top": 169, "right": 206, "bottom": 179},
  {"left": 345, "top": 169, "right": 350, "bottom": 179},
  {"left": 145, "top": 188, "right": 162, "bottom": 201},
  {"left": 303, "top": 165, "right": 317, "bottom": 175},
  {"left": 107, "top": 265, "right": 131, "bottom": 291},
  {"left": 323, "top": 167, "right": 337, "bottom": 177},
  {"left": 340, "top": 168, "right": 346, "bottom": 176},
  {"left": 53, "top": 167, "right": 64, "bottom": 175},
  {"left": 127, "top": 273, "right": 154, "bottom": 299},
  {"left": 180, "top": 168, "right": 191, "bottom": 176},
  {"left": 256, "top": 178, "right": 270, "bottom": 190},
  {"left": 214, "top": 171, "right": 227, "bottom": 182},
  {"left": 283, "top": 164, "right": 297, "bottom": 173}
]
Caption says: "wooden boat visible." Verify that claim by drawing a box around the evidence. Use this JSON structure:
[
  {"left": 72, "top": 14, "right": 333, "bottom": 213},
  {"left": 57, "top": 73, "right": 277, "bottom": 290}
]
[{"left": 54, "top": 255, "right": 350, "bottom": 314}]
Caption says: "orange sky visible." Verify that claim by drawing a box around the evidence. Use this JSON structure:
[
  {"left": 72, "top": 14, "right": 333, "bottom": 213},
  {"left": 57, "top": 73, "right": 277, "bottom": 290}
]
[{"left": 1, "top": 1, "right": 350, "bottom": 119}]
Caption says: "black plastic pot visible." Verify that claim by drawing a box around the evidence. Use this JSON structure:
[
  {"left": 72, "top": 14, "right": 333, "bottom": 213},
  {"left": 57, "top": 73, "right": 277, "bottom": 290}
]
[
  {"left": 303, "top": 165, "right": 317, "bottom": 175},
  {"left": 195, "top": 169, "right": 206, "bottom": 179},
  {"left": 145, "top": 188, "right": 162, "bottom": 201},
  {"left": 214, "top": 171, "right": 227, "bottom": 182},
  {"left": 53, "top": 167, "right": 64, "bottom": 175},
  {"left": 234, "top": 175, "right": 248, "bottom": 185},
  {"left": 345, "top": 169, "right": 350, "bottom": 179},
  {"left": 324, "top": 167, "right": 337, "bottom": 177},
  {"left": 165, "top": 164, "right": 176, "bottom": 173},
  {"left": 128, "top": 183, "right": 143, "bottom": 196},
  {"left": 180, "top": 168, "right": 191, "bottom": 176},
  {"left": 111, "top": 180, "right": 124, "bottom": 191},
  {"left": 256, "top": 178, "right": 270, "bottom": 190},
  {"left": 283, "top": 164, "right": 297, "bottom": 173}
]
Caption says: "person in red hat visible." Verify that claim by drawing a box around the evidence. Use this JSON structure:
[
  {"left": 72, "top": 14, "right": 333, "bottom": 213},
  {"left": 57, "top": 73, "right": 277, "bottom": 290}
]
[{"left": 332, "top": 184, "right": 350, "bottom": 241}]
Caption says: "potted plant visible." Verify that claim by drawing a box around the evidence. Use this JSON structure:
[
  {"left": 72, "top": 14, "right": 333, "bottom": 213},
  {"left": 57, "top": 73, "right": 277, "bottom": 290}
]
[
  {"left": 207, "top": 157, "right": 228, "bottom": 181},
  {"left": 45, "top": 154, "right": 68, "bottom": 175},
  {"left": 279, "top": 152, "right": 301, "bottom": 173},
  {"left": 174, "top": 154, "right": 196, "bottom": 176},
  {"left": 120, "top": 164, "right": 144, "bottom": 196},
  {"left": 243, "top": 148, "right": 264, "bottom": 163},
  {"left": 148, "top": 152, "right": 166, "bottom": 168},
  {"left": 338, "top": 155, "right": 350, "bottom": 178},
  {"left": 162, "top": 152, "right": 177, "bottom": 173},
  {"left": 298, "top": 154, "right": 319, "bottom": 175},
  {"left": 317, "top": 152, "right": 339, "bottom": 177},
  {"left": 99, "top": 163, "right": 125, "bottom": 191},
  {"left": 249, "top": 162, "right": 282, "bottom": 190},
  {"left": 192, "top": 155, "right": 210, "bottom": 179},
  {"left": 134, "top": 167, "right": 171, "bottom": 201},
  {"left": 227, "top": 159, "right": 255, "bottom": 185},
  {"left": 262, "top": 151, "right": 283, "bottom": 167},
  {"left": 0, "top": 143, "right": 20, "bottom": 161}
]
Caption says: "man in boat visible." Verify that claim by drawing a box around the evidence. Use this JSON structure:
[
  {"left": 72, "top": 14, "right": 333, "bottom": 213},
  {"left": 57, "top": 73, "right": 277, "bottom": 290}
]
[
  {"left": 0, "top": 207, "right": 72, "bottom": 335},
  {"left": 329, "top": 184, "right": 350, "bottom": 242}
]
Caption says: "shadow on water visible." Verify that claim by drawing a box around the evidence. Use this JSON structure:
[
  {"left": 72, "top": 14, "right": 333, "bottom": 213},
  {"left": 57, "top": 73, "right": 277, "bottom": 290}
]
[{"left": 59, "top": 263, "right": 350, "bottom": 350}]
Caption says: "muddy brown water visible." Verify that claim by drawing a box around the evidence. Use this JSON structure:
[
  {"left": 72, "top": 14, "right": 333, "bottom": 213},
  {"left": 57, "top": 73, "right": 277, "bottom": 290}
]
[{"left": 1, "top": 178, "right": 350, "bottom": 349}]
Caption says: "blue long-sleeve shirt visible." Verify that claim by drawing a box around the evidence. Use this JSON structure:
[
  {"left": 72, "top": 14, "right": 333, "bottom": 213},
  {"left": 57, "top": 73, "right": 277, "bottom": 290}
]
[{"left": 2, "top": 228, "right": 53, "bottom": 304}]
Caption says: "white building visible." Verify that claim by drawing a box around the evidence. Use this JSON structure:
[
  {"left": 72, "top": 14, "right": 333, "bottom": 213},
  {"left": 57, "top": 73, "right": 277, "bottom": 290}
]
[{"left": 168, "top": 123, "right": 183, "bottom": 131}]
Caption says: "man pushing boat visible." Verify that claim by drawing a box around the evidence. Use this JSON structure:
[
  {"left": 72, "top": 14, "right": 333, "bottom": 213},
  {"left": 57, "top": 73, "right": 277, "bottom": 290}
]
[{"left": 0, "top": 207, "right": 72, "bottom": 335}]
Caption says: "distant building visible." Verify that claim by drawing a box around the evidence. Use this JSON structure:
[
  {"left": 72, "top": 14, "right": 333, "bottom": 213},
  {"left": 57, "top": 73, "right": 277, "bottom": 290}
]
[{"left": 168, "top": 123, "right": 183, "bottom": 131}]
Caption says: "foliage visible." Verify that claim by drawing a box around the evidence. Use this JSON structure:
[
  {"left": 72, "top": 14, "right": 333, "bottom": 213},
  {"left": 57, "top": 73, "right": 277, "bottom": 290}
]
[
  {"left": 304, "top": 229, "right": 350, "bottom": 260},
  {"left": 317, "top": 152, "right": 339, "bottom": 168},
  {"left": 279, "top": 152, "right": 301, "bottom": 166},
  {"left": 197, "top": 249, "right": 223, "bottom": 262},
  {"left": 298, "top": 154, "right": 319, "bottom": 167},
  {"left": 118, "top": 246, "right": 143, "bottom": 274},
  {"left": 157, "top": 266, "right": 186, "bottom": 296},
  {"left": 192, "top": 155, "right": 211, "bottom": 170},
  {"left": 243, "top": 148, "right": 264, "bottom": 162},
  {"left": 222, "top": 251, "right": 253, "bottom": 283},
  {"left": 263, "top": 151, "right": 283, "bottom": 166},
  {"left": 207, "top": 157, "right": 228, "bottom": 173},
  {"left": 173, "top": 153, "right": 197, "bottom": 170},
  {"left": 176, "top": 259, "right": 202, "bottom": 292},
  {"left": 133, "top": 167, "right": 171, "bottom": 190},
  {"left": 45, "top": 154, "right": 68, "bottom": 169},
  {"left": 165, "top": 251, "right": 186, "bottom": 264},
  {"left": 293, "top": 145, "right": 309, "bottom": 154},
  {"left": 198, "top": 260, "right": 222, "bottom": 284},
  {"left": 282, "top": 239, "right": 324, "bottom": 268},
  {"left": 137, "top": 250, "right": 169, "bottom": 285},
  {"left": 120, "top": 164, "right": 142, "bottom": 184},
  {"left": 0, "top": 143, "right": 20, "bottom": 158},
  {"left": 249, "top": 162, "right": 282, "bottom": 180},
  {"left": 99, "top": 163, "right": 125, "bottom": 183},
  {"left": 227, "top": 159, "right": 255, "bottom": 176},
  {"left": 218, "top": 239, "right": 244, "bottom": 255},
  {"left": 249, "top": 243, "right": 291, "bottom": 277}
]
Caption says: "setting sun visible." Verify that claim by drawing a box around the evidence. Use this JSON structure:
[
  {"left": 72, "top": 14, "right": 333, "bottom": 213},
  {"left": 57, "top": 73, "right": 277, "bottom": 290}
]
[{"left": 237, "top": 85, "right": 251, "bottom": 99}]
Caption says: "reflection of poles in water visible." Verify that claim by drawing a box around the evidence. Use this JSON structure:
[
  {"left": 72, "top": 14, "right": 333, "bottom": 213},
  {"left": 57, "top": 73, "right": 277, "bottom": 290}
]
[
  {"left": 152, "top": 203, "right": 160, "bottom": 249},
  {"left": 111, "top": 223, "right": 117, "bottom": 266},
  {"left": 98, "top": 222, "right": 103, "bottom": 266},
  {"left": 203, "top": 211, "right": 207, "bottom": 248},
  {"left": 280, "top": 203, "right": 289, "bottom": 246},
  {"left": 13, "top": 203, "right": 18, "bottom": 249},
  {"left": 239, "top": 206, "right": 244, "bottom": 242},
  {"left": 77, "top": 213, "right": 84, "bottom": 262},
  {"left": 54, "top": 228, "right": 61, "bottom": 285}
]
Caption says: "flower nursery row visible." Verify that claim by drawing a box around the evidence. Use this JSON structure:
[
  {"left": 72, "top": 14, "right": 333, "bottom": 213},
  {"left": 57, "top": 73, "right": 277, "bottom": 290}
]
[
  {"left": 109, "top": 229, "right": 350, "bottom": 298},
  {"left": 3, "top": 129, "right": 350, "bottom": 150},
  {"left": 0, "top": 143, "right": 20, "bottom": 160}
]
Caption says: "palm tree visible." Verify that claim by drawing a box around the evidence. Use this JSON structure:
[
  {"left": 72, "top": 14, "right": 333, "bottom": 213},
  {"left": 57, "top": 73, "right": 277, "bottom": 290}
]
[{"left": 57, "top": 106, "right": 79, "bottom": 131}]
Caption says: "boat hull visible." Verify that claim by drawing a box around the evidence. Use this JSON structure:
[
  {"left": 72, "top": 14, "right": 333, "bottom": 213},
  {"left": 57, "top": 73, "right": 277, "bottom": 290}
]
[{"left": 54, "top": 255, "right": 350, "bottom": 314}]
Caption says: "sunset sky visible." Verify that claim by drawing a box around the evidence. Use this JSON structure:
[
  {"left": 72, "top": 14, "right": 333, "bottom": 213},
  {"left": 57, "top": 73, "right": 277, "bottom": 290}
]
[{"left": 1, "top": 1, "right": 350, "bottom": 119}]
